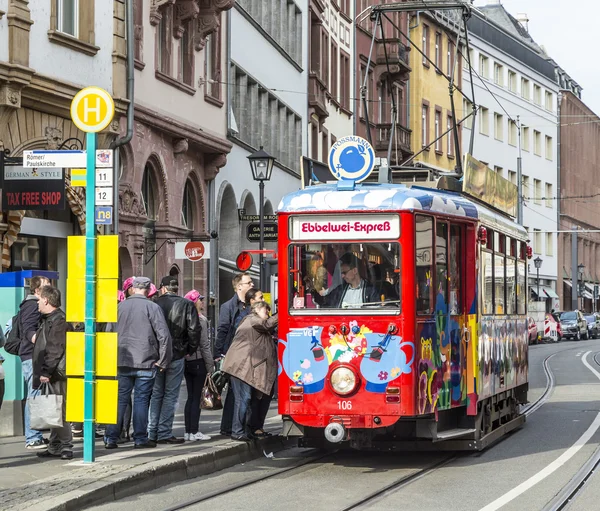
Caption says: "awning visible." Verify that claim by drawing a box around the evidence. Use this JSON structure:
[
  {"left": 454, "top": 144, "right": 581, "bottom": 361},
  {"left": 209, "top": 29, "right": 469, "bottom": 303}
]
[
  {"left": 531, "top": 286, "right": 559, "bottom": 299},
  {"left": 585, "top": 283, "right": 595, "bottom": 293},
  {"left": 583, "top": 290, "right": 594, "bottom": 300},
  {"left": 563, "top": 280, "right": 572, "bottom": 288}
]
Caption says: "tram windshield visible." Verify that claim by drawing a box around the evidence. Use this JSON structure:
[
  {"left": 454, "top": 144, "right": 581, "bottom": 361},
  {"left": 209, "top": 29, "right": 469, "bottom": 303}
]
[{"left": 288, "top": 243, "right": 401, "bottom": 312}]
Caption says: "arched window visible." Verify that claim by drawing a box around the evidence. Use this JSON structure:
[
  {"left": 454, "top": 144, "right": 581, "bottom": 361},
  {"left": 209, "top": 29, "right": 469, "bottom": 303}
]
[
  {"left": 141, "top": 165, "right": 157, "bottom": 219},
  {"left": 181, "top": 180, "right": 194, "bottom": 230}
]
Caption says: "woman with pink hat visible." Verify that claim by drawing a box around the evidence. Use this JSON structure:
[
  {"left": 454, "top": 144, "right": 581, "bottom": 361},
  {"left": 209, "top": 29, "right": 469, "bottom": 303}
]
[{"left": 183, "top": 290, "right": 215, "bottom": 441}]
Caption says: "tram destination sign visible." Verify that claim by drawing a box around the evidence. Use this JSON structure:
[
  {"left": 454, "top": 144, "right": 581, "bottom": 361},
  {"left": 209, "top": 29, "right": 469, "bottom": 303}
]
[
  {"left": 289, "top": 214, "right": 400, "bottom": 241},
  {"left": 246, "top": 222, "right": 278, "bottom": 242}
]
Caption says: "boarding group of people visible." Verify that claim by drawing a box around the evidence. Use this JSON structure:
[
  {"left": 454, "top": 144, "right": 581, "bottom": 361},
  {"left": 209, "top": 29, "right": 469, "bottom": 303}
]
[{"left": 1, "top": 271, "right": 278, "bottom": 460}]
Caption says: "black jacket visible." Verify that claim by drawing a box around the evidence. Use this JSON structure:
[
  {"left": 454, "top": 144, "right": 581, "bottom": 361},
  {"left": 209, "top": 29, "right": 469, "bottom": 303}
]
[
  {"left": 32, "top": 309, "right": 69, "bottom": 389},
  {"left": 155, "top": 293, "right": 200, "bottom": 361},
  {"left": 18, "top": 295, "right": 41, "bottom": 361},
  {"left": 313, "top": 281, "right": 380, "bottom": 309},
  {"left": 214, "top": 294, "right": 248, "bottom": 357}
]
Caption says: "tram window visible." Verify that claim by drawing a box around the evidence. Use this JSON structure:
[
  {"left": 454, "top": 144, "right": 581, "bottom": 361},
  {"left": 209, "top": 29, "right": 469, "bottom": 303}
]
[
  {"left": 506, "top": 257, "right": 516, "bottom": 314},
  {"left": 436, "top": 222, "right": 449, "bottom": 307},
  {"left": 510, "top": 238, "right": 517, "bottom": 258},
  {"left": 516, "top": 260, "right": 526, "bottom": 314},
  {"left": 486, "top": 230, "right": 494, "bottom": 250},
  {"left": 449, "top": 225, "right": 462, "bottom": 315},
  {"left": 482, "top": 250, "right": 493, "bottom": 315},
  {"left": 497, "top": 233, "right": 505, "bottom": 254},
  {"left": 288, "top": 242, "right": 401, "bottom": 312},
  {"left": 416, "top": 215, "right": 434, "bottom": 314},
  {"left": 494, "top": 254, "right": 505, "bottom": 314}
]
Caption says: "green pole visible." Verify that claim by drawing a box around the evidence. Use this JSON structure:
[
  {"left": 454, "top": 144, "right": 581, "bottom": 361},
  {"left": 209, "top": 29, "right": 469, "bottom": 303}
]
[{"left": 84, "top": 132, "right": 97, "bottom": 463}]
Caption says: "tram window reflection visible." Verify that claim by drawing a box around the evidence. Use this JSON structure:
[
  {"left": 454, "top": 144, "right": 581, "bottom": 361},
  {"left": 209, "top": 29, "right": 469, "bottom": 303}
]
[
  {"left": 289, "top": 242, "right": 401, "bottom": 312},
  {"left": 416, "top": 215, "right": 433, "bottom": 314}
]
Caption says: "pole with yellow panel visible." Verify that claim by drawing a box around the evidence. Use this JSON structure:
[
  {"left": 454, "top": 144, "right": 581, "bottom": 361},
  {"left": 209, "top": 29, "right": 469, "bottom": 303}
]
[{"left": 67, "top": 87, "right": 118, "bottom": 463}]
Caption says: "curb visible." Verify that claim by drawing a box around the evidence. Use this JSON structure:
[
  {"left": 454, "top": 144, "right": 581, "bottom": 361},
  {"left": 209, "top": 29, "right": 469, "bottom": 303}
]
[{"left": 24, "top": 436, "right": 294, "bottom": 511}]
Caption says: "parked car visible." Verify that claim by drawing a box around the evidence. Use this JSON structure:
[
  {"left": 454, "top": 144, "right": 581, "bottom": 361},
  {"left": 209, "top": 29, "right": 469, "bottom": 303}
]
[
  {"left": 560, "top": 310, "right": 588, "bottom": 340},
  {"left": 527, "top": 317, "right": 538, "bottom": 345},
  {"left": 584, "top": 314, "right": 600, "bottom": 339}
]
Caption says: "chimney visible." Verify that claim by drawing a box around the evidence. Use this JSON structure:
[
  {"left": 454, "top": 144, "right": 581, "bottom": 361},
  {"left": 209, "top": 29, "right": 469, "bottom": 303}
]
[{"left": 516, "top": 12, "right": 529, "bottom": 32}]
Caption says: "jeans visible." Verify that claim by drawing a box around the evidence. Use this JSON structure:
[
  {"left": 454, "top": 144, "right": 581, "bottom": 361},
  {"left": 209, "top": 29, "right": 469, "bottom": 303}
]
[
  {"left": 46, "top": 380, "right": 73, "bottom": 455},
  {"left": 230, "top": 376, "right": 252, "bottom": 438},
  {"left": 184, "top": 359, "right": 208, "bottom": 434},
  {"left": 105, "top": 367, "right": 156, "bottom": 445},
  {"left": 249, "top": 384, "right": 274, "bottom": 432},
  {"left": 148, "top": 358, "right": 185, "bottom": 441},
  {"left": 220, "top": 384, "right": 234, "bottom": 435},
  {"left": 22, "top": 359, "right": 43, "bottom": 444}
]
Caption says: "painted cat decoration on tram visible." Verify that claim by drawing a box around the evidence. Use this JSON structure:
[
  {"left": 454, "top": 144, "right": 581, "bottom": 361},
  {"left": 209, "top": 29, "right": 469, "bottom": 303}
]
[{"left": 276, "top": 136, "right": 529, "bottom": 450}]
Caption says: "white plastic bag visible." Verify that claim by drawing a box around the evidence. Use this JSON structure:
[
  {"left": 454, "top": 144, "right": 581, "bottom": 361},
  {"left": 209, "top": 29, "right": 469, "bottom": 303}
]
[{"left": 29, "top": 383, "right": 64, "bottom": 429}]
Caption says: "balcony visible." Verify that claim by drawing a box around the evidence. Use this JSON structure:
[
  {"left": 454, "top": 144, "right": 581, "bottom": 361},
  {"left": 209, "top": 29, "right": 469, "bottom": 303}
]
[
  {"left": 309, "top": 72, "right": 328, "bottom": 121},
  {"left": 375, "top": 123, "right": 412, "bottom": 163},
  {"left": 376, "top": 40, "right": 411, "bottom": 82}
]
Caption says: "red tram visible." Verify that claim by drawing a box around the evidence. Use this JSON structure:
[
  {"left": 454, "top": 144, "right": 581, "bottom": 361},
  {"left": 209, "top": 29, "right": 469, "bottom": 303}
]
[{"left": 276, "top": 179, "right": 529, "bottom": 450}]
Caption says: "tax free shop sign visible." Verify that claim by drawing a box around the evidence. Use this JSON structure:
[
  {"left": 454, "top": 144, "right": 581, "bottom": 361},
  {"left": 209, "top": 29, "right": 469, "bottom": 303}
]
[
  {"left": 2, "top": 166, "right": 65, "bottom": 210},
  {"left": 289, "top": 215, "right": 400, "bottom": 240}
]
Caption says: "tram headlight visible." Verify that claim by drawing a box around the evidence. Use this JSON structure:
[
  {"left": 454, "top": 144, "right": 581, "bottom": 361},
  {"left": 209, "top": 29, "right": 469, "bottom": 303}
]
[{"left": 330, "top": 366, "right": 358, "bottom": 396}]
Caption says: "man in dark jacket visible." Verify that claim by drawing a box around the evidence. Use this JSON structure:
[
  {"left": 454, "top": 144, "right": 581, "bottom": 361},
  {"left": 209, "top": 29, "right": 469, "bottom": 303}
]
[
  {"left": 32, "top": 285, "right": 73, "bottom": 460},
  {"left": 311, "top": 254, "right": 379, "bottom": 309},
  {"left": 149, "top": 276, "right": 200, "bottom": 444},
  {"left": 19, "top": 275, "right": 50, "bottom": 450},
  {"left": 214, "top": 273, "right": 253, "bottom": 436},
  {"left": 104, "top": 277, "right": 172, "bottom": 449}
]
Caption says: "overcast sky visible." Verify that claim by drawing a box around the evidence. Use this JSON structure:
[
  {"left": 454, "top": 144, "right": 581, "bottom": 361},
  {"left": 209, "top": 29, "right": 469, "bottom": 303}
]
[{"left": 474, "top": 0, "right": 598, "bottom": 115}]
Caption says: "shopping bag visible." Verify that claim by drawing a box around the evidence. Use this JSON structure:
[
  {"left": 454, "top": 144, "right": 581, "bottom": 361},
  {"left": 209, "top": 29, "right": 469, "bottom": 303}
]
[
  {"left": 211, "top": 369, "right": 229, "bottom": 394},
  {"left": 201, "top": 374, "right": 223, "bottom": 410},
  {"left": 29, "top": 383, "right": 64, "bottom": 429}
]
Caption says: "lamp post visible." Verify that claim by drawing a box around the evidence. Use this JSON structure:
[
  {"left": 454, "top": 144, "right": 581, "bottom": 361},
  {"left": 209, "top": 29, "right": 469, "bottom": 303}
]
[
  {"left": 247, "top": 146, "right": 275, "bottom": 290},
  {"left": 534, "top": 256, "right": 542, "bottom": 303},
  {"left": 578, "top": 263, "right": 585, "bottom": 311}
]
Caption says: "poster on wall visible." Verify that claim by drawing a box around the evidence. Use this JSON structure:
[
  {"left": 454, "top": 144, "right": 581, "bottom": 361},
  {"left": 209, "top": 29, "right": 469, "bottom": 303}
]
[{"left": 2, "top": 166, "right": 66, "bottom": 210}]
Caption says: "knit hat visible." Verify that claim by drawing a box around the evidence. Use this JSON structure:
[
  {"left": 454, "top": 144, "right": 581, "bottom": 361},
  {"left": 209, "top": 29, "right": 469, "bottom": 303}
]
[
  {"left": 184, "top": 289, "right": 205, "bottom": 303},
  {"left": 122, "top": 277, "right": 135, "bottom": 293},
  {"left": 148, "top": 283, "right": 158, "bottom": 298}
]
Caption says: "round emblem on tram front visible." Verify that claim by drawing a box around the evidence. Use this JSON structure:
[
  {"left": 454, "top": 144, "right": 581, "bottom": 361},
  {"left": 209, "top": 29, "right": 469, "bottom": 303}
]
[{"left": 328, "top": 135, "right": 375, "bottom": 183}]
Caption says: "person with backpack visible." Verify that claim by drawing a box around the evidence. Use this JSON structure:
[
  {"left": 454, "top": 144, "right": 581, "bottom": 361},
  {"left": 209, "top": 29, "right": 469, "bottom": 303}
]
[{"left": 4, "top": 276, "right": 50, "bottom": 450}]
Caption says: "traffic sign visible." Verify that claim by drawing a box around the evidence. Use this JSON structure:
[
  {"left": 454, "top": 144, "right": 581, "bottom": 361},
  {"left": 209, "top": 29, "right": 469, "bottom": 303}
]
[
  {"left": 95, "top": 206, "right": 113, "bottom": 225},
  {"left": 70, "top": 86, "right": 115, "bottom": 133},
  {"left": 236, "top": 251, "right": 253, "bottom": 271},
  {"left": 96, "top": 168, "right": 113, "bottom": 187},
  {"left": 95, "top": 187, "right": 113, "bottom": 205},
  {"left": 23, "top": 150, "right": 86, "bottom": 168},
  {"left": 246, "top": 221, "right": 278, "bottom": 242}
]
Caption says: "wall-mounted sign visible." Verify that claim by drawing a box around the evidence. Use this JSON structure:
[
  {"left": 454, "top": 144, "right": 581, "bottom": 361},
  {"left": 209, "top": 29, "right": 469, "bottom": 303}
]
[
  {"left": 246, "top": 222, "right": 278, "bottom": 242},
  {"left": 2, "top": 166, "right": 65, "bottom": 210},
  {"left": 22, "top": 150, "right": 86, "bottom": 169},
  {"left": 174, "top": 241, "right": 210, "bottom": 261},
  {"left": 95, "top": 187, "right": 113, "bottom": 206},
  {"left": 289, "top": 214, "right": 400, "bottom": 241},
  {"left": 95, "top": 206, "right": 113, "bottom": 225}
]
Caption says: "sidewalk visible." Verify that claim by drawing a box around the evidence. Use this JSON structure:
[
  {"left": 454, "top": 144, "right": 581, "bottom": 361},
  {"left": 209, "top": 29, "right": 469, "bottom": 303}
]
[{"left": 0, "top": 399, "right": 286, "bottom": 511}]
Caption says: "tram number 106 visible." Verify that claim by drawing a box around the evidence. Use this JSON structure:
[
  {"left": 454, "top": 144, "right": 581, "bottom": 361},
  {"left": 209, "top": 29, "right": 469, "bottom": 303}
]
[{"left": 337, "top": 400, "right": 352, "bottom": 410}]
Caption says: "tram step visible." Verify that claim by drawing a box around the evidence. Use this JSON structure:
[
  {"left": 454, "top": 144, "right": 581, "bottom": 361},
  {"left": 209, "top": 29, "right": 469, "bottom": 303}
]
[{"left": 434, "top": 428, "right": 477, "bottom": 441}]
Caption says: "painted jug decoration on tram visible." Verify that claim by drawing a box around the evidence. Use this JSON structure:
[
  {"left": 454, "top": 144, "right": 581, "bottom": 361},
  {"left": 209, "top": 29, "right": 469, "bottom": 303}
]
[{"left": 280, "top": 324, "right": 415, "bottom": 394}]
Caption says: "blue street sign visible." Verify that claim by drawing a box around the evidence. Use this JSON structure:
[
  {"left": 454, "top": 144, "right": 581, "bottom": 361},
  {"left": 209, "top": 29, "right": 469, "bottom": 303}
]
[{"left": 95, "top": 206, "right": 113, "bottom": 225}]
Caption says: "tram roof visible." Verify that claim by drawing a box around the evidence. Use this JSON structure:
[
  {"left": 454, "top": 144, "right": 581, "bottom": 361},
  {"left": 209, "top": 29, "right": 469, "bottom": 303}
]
[{"left": 277, "top": 183, "right": 527, "bottom": 239}]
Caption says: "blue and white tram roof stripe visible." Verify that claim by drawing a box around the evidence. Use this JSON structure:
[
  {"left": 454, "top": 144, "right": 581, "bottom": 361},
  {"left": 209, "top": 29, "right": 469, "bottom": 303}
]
[{"left": 278, "top": 183, "right": 526, "bottom": 238}]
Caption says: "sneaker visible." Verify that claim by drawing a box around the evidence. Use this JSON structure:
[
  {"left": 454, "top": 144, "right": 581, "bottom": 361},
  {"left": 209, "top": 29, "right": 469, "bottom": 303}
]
[
  {"left": 184, "top": 433, "right": 191, "bottom": 441},
  {"left": 26, "top": 440, "right": 48, "bottom": 450},
  {"left": 192, "top": 432, "right": 211, "bottom": 441},
  {"left": 61, "top": 451, "right": 74, "bottom": 460}
]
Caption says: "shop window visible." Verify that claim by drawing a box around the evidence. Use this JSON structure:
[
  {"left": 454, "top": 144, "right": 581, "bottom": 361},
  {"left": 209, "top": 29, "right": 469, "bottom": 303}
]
[
  {"left": 416, "top": 215, "right": 433, "bottom": 314},
  {"left": 10, "top": 236, "right": 44, "bottom": 271}
]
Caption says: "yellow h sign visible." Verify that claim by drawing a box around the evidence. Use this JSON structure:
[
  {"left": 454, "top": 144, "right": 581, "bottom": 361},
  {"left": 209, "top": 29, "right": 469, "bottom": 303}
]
[{"left": 70, "top": 87, "right": 115, "bottom": 133}]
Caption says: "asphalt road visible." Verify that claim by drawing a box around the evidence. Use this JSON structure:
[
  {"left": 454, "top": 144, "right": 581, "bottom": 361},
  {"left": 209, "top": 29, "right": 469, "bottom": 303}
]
[{"left": 88, "top": 339, "right": 600, "bottom": 511}]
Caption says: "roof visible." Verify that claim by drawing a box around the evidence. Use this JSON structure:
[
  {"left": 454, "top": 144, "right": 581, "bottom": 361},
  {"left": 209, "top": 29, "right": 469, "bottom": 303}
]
[
  {"left": 277, "top": 183, "right": 527, "bottom": 238},
  {"left": 478, "top": 4, "right": 544, "bottom": 55}
]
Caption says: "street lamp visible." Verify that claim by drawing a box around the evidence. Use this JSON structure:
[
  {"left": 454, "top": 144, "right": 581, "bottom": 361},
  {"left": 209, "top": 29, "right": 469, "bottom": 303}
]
[
  {"left": 578, "top": 263, "right": 585, "bottom": 311},
  {"left": 247, "top": 146, "right": 275, "bottom": 290},
  {"left": 534, "top": 256, "right": 542, "bottom": 302}
]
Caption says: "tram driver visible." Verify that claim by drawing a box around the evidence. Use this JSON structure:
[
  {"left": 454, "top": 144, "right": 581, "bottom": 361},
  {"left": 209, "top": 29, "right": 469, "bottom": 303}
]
[{"left": 309, "top": 254, "right": 379, "bottom": 309}]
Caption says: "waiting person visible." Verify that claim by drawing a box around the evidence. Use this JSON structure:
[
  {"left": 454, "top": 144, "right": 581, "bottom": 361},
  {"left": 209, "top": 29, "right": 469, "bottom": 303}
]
[
  {"left": 310, "top": 254, "right": 379, "bottom": 309},
  {"left": 222, "top": 301, "right": 278, "bottom": 441},
  {"left": 18, "top": 275, "right": 50, "bottom": 450},
  {"left": 214, "top": 273, "right": 254, "bottom": 436},
  {"left": 104, "top": 277, "right": 172, "bottom": 449},
  {"left": 148, "top": 283, "right": 159, "bottom": 302},
  {"left": 183, "top": 290, "right": 215, "bottom": 441},
  {"left": 33, "top": 286, "right": 73, "bottom": 460},
  {"left": 245, "top": 288, "right": 264, "bottom": 306},
  {"left": 149, "top": 276, "right": 199, "bottom": 444}
]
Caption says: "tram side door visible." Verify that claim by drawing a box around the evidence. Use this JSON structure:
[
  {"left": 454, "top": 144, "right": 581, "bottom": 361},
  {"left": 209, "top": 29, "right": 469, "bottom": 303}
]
[{"left": 439, "top": 222, "right": 468, "bottom": 408}]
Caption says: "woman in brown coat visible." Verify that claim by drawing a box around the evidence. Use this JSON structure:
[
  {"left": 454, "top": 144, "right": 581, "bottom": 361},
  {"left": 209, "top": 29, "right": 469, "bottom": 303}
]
[{"left": 221, "top": 301, "right": 278, "bottom": 441}]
